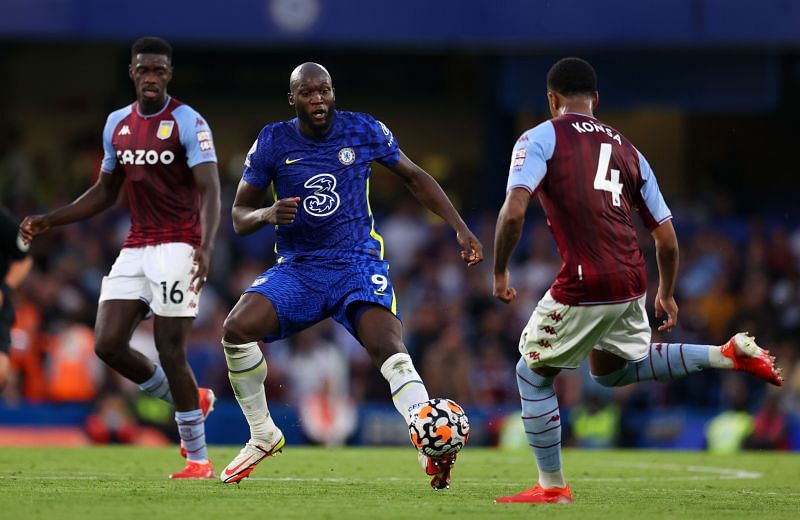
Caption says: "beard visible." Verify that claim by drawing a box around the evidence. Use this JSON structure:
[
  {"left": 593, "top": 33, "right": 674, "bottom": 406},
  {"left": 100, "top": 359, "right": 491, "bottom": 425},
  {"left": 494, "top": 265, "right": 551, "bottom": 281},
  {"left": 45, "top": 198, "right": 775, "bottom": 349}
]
[{"left": 297, "top": 105, "right": 336, "bottom": 136}]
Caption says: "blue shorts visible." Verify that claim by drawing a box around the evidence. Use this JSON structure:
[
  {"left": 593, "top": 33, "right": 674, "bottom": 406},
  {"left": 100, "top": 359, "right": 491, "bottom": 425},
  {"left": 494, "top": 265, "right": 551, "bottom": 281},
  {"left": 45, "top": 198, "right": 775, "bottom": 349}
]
[{"left": 245, "top": 255, "right": 400, "bottom": 342}]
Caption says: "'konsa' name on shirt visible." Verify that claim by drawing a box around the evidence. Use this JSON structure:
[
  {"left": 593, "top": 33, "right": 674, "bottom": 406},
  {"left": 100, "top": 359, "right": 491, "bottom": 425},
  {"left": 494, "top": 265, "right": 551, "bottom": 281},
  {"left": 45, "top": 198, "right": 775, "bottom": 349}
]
[{"left": 571, "top": 121, "right": 622, "bottom": 145}]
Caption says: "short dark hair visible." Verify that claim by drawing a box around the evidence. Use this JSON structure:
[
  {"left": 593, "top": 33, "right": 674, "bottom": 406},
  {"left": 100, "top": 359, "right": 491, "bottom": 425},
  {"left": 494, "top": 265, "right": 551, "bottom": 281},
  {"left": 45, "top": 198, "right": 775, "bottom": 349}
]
[
  {"left": 131, "top": 37, "right": 172, "bottom": 61},
  {"left": 546, "top": 57, "right": 597, "bottom": 96}
]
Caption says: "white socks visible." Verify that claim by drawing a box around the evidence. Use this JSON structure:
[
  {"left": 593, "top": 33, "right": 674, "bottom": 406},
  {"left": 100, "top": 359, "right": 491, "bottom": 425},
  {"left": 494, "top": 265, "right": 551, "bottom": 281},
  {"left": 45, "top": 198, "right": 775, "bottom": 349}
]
[
  {"left": 380, "top": 353, "right": 429, "bottom": 425},
  {"left": 223, "top": 340, "right": 279, "bottom": 444},
  {"left": 539, "top": 469, "right": 567, "bottom": 489},
  {"left": 709, "top": 346, "right": 734, "bottom": 369}
]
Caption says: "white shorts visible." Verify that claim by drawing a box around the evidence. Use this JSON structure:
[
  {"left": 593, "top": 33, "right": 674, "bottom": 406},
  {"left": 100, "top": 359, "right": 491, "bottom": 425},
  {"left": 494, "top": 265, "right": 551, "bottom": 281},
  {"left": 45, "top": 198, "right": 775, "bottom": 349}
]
[
  {"left": 519, "top": 290, "right": 651, "bottom": 369},
  {"left": 99, "top": 243, "right": 200, "bottom": 318}
]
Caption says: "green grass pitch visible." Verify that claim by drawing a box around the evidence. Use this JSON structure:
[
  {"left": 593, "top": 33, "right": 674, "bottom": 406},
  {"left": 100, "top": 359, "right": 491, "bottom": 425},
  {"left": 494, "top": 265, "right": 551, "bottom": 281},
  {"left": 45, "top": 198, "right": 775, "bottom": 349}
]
[{"left": 1, "top": 446, "right": 798, "bottom": 519}]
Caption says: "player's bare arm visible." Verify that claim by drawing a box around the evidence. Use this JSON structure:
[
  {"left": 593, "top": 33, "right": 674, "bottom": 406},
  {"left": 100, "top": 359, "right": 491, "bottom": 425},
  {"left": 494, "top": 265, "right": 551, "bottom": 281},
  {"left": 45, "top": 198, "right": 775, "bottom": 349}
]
[
  {"left": 389, "top": 151, "right": 483, "bottom": 266},
  {"left": 20, "top": 172, "right": 125, "bottom": 243},
  {"left": 231, "top": 179, "right": 300, "bottom": 236},
  {"left": 189, "top": 162, "right": 221, "bottom": 292},
  {"left": 5, "top": 256, "right": 32, "bottom": 290},
  {"left": 0, "top": 254, "right": 33, "bottom": 308},
  {"left": 651, "top": 219, "right": 679, "bottom": 332},
  {"left": 492, "top": 187, "right": 531, "bottom": 304}
]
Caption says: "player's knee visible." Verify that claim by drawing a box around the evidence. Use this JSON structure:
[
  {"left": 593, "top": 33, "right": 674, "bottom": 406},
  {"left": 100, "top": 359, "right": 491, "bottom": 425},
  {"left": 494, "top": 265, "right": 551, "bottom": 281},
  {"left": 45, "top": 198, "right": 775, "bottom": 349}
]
[
  {"left": 222, "top": 313, "right": 261, "bottom": 344},
  {"left": 222, "top": 315, "right": 246, "bottom": 344},
  {"left": 93, "top": 336, "right": 121, "bottom": 365}
]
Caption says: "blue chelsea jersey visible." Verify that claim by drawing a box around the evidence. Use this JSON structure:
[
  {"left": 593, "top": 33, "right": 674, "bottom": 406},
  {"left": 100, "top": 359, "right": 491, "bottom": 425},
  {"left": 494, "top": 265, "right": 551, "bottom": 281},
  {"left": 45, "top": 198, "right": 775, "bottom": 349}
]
[{"left": 243, "top": 111, "right": 401, "bottom": 260}]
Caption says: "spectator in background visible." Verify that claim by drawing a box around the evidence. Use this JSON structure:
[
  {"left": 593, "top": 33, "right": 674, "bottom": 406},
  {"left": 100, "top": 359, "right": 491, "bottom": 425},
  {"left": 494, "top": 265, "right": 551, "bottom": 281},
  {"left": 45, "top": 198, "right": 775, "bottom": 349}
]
[
  {"left": 746, "top": 391, "right": 790, "bottom": 451},
  {"left": 472, "top": 339, "right": 516, "bottom": 406},
  {"left": 728, "top": 270, "right": 779, "bottom": 343},
  {"left": 44, "top": 323, "right": 102, "bottom": 402},
  {"left": 705, "top": 377, "right": 754, "bottom": 454},
  {"left": 570, "top": 394, "right": 619, "bottom": 449},
  {"left": 287, "top": 325, "right": 357, "bottom": 447},
  {"left": 286, "top": 325, "right": 350, "bottom": 407},
  {"left": 0, "top": 207, "right": 33, "bottom": 391},
  {"left": 421, "top": 323, "right": 476, "bottom": 405},
  {"left": 4, "top": 294, "right": 45, "bottom": 403},
  {"left": 85, "top": 393, "right": 140, "bottom": 444},
  {"left": 0, "top": 124, "right": 35, "bottom": 212}
]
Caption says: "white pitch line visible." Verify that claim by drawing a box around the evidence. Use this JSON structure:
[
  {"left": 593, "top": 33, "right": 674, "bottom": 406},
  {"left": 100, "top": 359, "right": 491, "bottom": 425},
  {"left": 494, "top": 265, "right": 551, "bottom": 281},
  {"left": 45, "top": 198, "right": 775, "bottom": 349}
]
[
  {"left": 573, "top": 476, "right": 756, "bottom": 482},
  {"left": 611, "top": 461, "right": 762, "bottom": 480},
  {"left": 635, "top": 488, "right": 800, "bottom": 497},
  {"left": 0, "top": 462, "right": 764, "bottom": 484},
  {"left": 0, "top": 475, "right": 103, "bottom": 481}
]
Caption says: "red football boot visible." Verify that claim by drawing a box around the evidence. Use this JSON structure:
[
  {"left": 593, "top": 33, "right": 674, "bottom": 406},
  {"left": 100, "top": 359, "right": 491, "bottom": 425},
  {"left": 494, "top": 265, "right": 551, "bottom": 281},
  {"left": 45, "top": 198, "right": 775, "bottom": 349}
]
[
  {"left": 496, "top": 483, "right": 573, "bottom": 504},
  {"left": 419, "top": 452, "right": 457, "bottom": 490},
  {"left": 169, "top": 460, "right": 215, "bottom": 480},
  {"left": 721, "top": 333, "right": 783, "bottom": 386}
]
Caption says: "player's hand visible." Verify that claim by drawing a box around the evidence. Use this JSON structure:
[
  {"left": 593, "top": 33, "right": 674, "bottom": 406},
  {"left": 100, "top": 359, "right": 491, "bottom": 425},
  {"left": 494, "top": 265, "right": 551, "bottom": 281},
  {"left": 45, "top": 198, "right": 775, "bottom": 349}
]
[
  {"left": 190, "top": 247, "right": 212, "bottom": 293},
  {"left": 456, "top": 229, "right": 483, "bottom": 266},
  {"left": 493, "top": 270, "right": 517, "bottom": 304},
  {"left": 262, "top": 197, "right": 301, "bottom": 225},
  {"left": 655, "top": 291, "right": 678, "bottom": 332},
  {"left": 19, "top": 215, "right": 50, "bottom": 244}
]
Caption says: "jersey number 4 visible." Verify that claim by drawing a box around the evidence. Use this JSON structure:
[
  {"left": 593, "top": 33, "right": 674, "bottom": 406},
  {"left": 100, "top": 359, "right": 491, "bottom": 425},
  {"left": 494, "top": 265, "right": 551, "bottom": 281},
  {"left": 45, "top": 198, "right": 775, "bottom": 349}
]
[{"left": 594, "top": 143, "right": 622, "bottom": 207}]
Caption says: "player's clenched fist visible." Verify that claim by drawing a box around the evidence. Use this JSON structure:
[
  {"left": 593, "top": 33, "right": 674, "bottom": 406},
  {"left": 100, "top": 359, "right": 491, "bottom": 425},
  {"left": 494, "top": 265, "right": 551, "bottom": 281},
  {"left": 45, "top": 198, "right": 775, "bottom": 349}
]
[
  {"left": 456, "top": 229, "right": 483, "bottom": 267},
  {"left": 261, "top": 197, "right": 301, "bottom": 225},
  {"left": 493, "top": 270, "right": 517, "bottom": 304},
  {"left": 19, "top": 215, "right": 51, "bottom": 244}
]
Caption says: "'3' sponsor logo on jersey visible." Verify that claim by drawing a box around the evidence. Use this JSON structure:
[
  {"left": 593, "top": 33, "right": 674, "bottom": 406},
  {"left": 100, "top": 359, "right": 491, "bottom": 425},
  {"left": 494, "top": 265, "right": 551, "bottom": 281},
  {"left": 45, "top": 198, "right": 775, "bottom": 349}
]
[{"left": 303, "top": 173, "right": 340, "bottom": 217}]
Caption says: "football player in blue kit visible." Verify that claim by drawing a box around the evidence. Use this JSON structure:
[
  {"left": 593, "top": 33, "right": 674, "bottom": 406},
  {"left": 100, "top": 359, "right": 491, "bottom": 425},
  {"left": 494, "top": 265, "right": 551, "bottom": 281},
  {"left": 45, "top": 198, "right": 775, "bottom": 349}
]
[{"left": 219, "top": 62, "right": 483, "bottom": 489}]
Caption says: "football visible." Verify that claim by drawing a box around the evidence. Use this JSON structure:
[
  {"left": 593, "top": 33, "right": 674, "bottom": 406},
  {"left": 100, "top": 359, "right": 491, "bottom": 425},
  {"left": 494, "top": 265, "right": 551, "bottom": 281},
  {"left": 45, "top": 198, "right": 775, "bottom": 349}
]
[{"left": 408, "top": 398, "right": 470, "bottom": 457}]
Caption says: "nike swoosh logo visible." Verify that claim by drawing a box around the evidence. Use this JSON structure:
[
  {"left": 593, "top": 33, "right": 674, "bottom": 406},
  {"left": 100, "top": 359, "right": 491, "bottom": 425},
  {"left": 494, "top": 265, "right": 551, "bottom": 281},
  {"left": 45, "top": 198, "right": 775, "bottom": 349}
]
[
  {"left": 285, "top": 157, "right": 303, "bottom": 164},
  {"left": 223, "top": 455, "right": 254, "bottom": 476}
]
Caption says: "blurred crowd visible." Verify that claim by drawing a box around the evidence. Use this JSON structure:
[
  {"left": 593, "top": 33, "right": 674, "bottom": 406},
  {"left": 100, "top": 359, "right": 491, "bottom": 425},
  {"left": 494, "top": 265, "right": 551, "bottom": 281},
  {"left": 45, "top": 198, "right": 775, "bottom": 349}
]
[{"left": 2, "top": 123, "right": 799, "bottom": 451}]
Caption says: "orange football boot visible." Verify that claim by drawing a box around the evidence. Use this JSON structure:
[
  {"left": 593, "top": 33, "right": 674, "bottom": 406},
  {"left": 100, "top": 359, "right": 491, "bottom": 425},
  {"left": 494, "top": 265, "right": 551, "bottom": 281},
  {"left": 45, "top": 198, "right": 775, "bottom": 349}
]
[
  {"left": 169, "top": 460, "right": 215, "bottom": 480},
  {"left": 721, "top": 333, "right": 783, "bottom": 386},
  {"left": 496, "top": 483, "right": 573, "bottom": 504}
]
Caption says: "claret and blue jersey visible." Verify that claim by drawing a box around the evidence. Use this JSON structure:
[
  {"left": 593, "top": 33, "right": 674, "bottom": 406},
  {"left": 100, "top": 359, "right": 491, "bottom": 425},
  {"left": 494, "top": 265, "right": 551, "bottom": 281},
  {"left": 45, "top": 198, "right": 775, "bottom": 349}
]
[
  {"left": 506, "top": 113, "right": 672, "bottom": 306},
  {"left": 100, "top": 96, "right": 217, "bottom": 249},
  {"left": 243, "top": 110, "right": 400, "bottom": 260}
]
